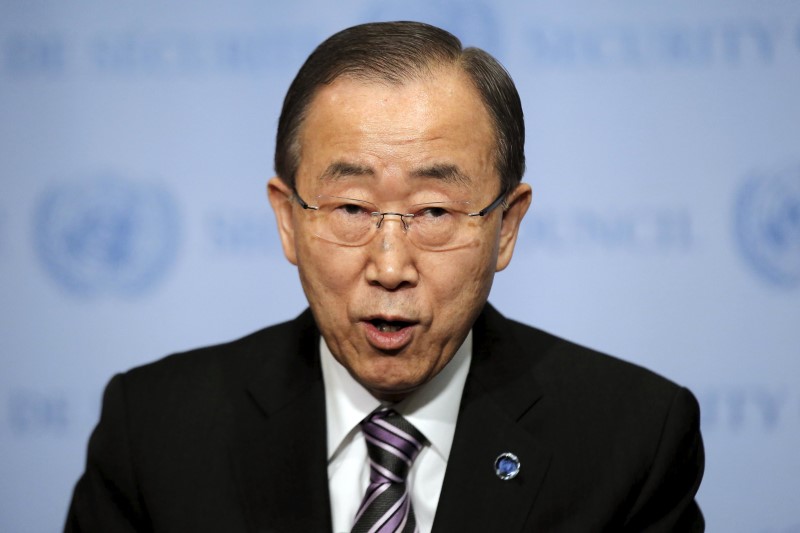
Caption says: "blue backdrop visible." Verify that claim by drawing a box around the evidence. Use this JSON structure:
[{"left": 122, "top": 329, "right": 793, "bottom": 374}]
[{"left": 1, "top": 1, "right": 799, "bottom": 531}]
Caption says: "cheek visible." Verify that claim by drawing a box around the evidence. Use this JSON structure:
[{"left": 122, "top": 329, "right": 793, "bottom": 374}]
[
  {"left": 421, "top": 242, "right": 496, "bottom": 304},
  {"left": 297, "top": 241, "right": 364, "bottom": 303}
]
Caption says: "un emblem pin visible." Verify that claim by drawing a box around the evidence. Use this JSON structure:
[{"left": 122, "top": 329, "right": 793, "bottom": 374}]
[
  {"left": 34, "top": 176, "right": 180, "bottom": 297},
  {"left": 734, "top": 166, "right": 800, "bottom": 287}
]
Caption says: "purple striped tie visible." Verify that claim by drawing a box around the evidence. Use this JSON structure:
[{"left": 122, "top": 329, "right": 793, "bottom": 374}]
[{"left": 351, "top": 407, "right": 426, "bottom": 533}]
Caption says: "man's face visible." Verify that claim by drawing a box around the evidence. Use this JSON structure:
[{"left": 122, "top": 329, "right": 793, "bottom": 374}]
[{"left": 269, "top": 68, "right": 530, "bottom": 401}]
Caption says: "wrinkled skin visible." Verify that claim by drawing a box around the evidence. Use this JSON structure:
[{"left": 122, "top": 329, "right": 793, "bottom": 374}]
[{"left": 269, "top": 68, "right": 531, "bottom": 401}]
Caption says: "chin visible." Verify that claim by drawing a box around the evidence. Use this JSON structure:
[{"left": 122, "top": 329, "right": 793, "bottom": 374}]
[
  {"left": 366, "top": 383, "right": 420, "bottom": 402},
  {"left": 358, "top": 371, "right": 424, "bottom": 401}
]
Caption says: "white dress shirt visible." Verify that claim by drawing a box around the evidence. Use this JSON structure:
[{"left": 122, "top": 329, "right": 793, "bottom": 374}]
[{"left": 320, "top": 333, "right": 472, "bottom": 533}]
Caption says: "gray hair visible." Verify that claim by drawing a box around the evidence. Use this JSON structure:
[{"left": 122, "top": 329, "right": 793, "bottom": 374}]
[{"left": 274, "top": 21, "right": 525, "bottom": 194}]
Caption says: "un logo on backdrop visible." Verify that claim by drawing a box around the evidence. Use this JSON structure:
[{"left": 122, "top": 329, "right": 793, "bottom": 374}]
[
  {"left": 34, "top": 176, "right": 180, "bottom": 296},
  {"left": 734, "top": 166, "right": 800, "bottom": 287}
]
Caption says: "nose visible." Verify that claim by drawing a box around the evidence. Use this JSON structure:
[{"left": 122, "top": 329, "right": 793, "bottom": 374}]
[{"left": 364, "top": 216, "right": 419, "bottom": 290}]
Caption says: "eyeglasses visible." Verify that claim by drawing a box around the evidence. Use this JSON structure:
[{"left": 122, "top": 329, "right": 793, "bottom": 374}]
[{"left": 291, "top": 188, "right": 508, "bottom": 251}]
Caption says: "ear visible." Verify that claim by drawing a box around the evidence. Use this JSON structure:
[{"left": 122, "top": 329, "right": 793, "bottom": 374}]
[
  {"left": 495, "top": 182, "right": 532, "bottom": 272},
  {"left": 267, "top": 177, "right": 298, "bottom": 265}
]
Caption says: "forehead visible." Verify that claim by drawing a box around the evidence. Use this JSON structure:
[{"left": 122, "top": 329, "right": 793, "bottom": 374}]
[{"left": 296, "top": 68, "right": 498, "bottom": 192}]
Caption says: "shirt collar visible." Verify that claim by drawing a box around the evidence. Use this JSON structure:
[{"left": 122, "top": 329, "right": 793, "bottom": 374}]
[{"left": 321, "top": 332, "right": 472, "bottom": 463}]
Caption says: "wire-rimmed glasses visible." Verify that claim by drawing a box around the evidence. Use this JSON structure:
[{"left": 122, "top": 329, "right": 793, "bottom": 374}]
[{"left": 291, "top": 188, "right": 508, "bottom": 251}]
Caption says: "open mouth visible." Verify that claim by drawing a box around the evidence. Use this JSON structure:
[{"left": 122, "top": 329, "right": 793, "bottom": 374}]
[{"left": 369, "top": 318, "right": 414, "bottom": 333}]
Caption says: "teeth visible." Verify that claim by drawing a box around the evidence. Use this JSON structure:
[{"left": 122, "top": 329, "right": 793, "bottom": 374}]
[
  {"left": 373, "top": 319, "right": 409, "bottom": 332},
  {"left": 377, "top": 322, "right": 402, "bottom": 333}
]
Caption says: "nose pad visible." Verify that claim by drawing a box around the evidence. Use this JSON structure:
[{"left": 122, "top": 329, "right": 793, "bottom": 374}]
[
  {"left": 375, "top": 212, "right": 410, "bottom": 232},
  {"left": 374, "top": 215, "right": 408, "bottom": 251},
  {"left": 365, "top": 214, "right": 419, "bottom": 289}
]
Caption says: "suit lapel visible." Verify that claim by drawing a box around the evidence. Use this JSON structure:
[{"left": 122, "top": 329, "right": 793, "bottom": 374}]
[
  {"left": 228, "top": 311, "right": 333, "bottom": 533},
  {"left": 433, "top": 305, "right": 552, "bottom": 532},
  {"left": 224, "top": 305, "right": 550, "bottom": 532}
]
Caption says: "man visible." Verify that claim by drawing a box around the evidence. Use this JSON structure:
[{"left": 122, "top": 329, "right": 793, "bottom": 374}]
[{"left": 66, "top": 21, "right": 704, "bottom": 532}]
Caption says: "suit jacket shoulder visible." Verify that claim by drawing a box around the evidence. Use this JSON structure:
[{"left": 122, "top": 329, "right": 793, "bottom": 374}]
[
  {"left": 433, "top": 304, "right": 704, "bottom": 532},
  {"left": 65, "top": 309, "right": 333, "bottom": 533},
  {"left": 123, "top": 308, "right": 320, "bottom": 395}
]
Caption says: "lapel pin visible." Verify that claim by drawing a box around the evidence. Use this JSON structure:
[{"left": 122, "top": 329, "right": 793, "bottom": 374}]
[{"left": 494, "top": 452, "right": 521, "bottom": 480}]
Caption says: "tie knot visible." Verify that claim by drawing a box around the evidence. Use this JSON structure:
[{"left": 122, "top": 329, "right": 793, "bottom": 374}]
[{"left": 361, "top": 407, "right": 425, "bottom": 483}]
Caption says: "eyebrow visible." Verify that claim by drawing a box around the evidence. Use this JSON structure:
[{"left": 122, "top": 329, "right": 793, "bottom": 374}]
[
  {"left": 410, "top": 164, "right": 472, "bottom": 185},
  {"left": 319, "top": 161, "right": 374, "bottom": 181},
  {"left": 318, "top": 161, "right": 473, "bottom": 185}
]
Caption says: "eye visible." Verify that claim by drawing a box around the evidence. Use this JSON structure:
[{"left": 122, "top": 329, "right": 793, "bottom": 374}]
[
  {"left": 416, "top": 206, "right": 451, "bottom": 219},
  {"left": 328, "top": 201, "right": 371, "bottom": 217},
  {"left": 339, "top": 203, "right": 366, "bottom": 215}
]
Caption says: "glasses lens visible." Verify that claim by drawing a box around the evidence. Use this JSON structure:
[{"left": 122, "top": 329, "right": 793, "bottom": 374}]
[
  {"left": 407, "top": 201, "right": 479, "bottom": 251},
  {"left": 314, "top": 196, "right": 375, "bottom": 246},
  {"left": 409, "top": 207, "right": 457, "bottom": 249},
  {"left": 303, "top": 196, "right": 487, "bottom": 250}
]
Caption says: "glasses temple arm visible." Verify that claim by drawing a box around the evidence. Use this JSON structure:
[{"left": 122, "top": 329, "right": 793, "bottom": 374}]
[
  {"left": 471, "top": 189, "right": 509, "bottom": 217},
  {"left": 291, "top": 188, "right": 318, "bottom": 210}
]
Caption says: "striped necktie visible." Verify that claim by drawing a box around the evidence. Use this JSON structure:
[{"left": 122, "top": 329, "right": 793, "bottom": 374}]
[{"left": 351, "top": 407, "right": 426, "bottom": 533}]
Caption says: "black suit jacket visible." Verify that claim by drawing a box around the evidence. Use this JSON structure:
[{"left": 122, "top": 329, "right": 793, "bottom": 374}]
[{"left": 66, "top": 304, "right": 704, "bottom": 532}]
